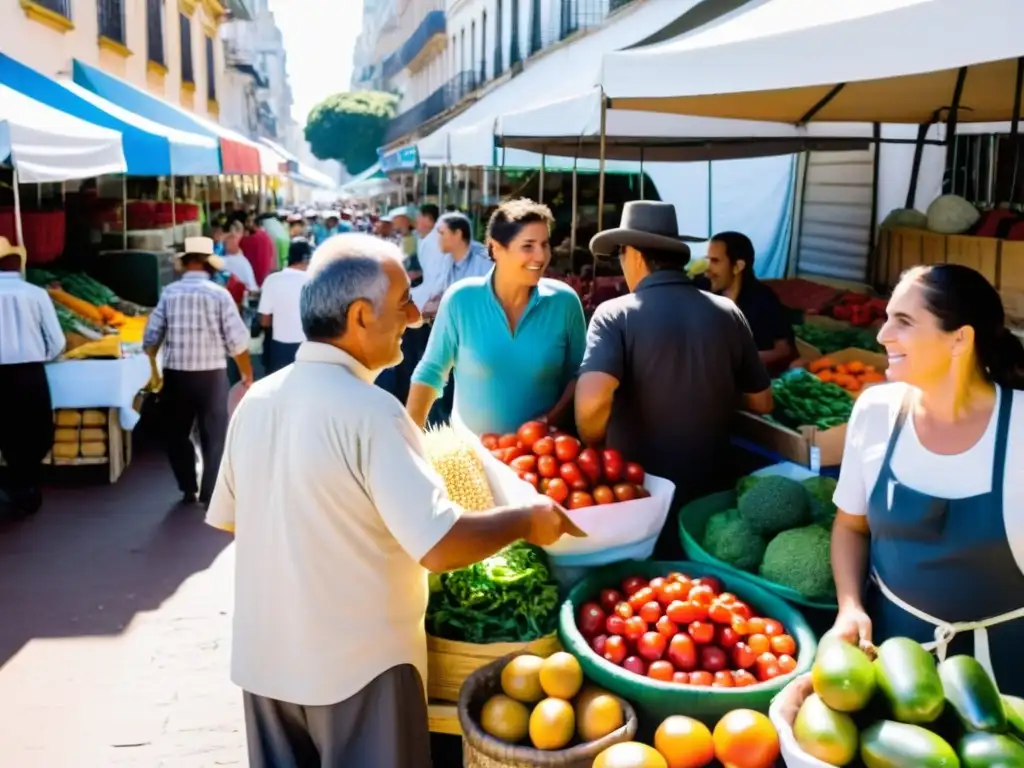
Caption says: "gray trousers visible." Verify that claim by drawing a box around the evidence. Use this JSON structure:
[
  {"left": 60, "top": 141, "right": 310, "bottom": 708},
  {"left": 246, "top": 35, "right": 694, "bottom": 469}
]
[{"left": 243, "top": 664, "right": 432, "bottom": 768}]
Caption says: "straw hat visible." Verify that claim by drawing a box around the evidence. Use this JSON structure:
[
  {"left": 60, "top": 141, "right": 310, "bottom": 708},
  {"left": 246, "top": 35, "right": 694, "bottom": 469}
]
[
  {"left": 175, "top": 236, "right": 225, "bottom": 271},
  {"left": 0, "top": 236, "right": 28, "bottom": 271}
]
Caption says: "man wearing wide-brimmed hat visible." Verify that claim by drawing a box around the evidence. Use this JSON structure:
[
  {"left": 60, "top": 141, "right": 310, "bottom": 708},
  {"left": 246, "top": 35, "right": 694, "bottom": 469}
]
[
  {"left": 0, "top": 238, "right": 64, "bottom": 517},
  {"left": 574, "top": 201, "right": 774, "bottom": 556},
  {"left": 144, "top": 237, "right": 254, "bottom": 506}
]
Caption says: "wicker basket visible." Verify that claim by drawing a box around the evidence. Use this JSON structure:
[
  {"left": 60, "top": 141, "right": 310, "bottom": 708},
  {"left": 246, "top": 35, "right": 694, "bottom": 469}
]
[
  {"left": 427, "top": 633, "right": 562, "bottom": 703},
  {"left": 458, "top": 651, "right": 638, "bottom": 768}
]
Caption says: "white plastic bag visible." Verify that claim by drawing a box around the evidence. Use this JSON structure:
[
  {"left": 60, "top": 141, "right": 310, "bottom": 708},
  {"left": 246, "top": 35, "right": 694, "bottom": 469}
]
[{"left": 769, "top": 674, "right": 835, "bottom": 768}]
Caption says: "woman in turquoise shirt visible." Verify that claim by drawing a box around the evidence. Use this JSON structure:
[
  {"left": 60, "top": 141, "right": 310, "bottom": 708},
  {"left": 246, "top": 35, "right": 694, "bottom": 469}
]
[{"left": 407, "top": 199, "right": 587, "bottom": 435}]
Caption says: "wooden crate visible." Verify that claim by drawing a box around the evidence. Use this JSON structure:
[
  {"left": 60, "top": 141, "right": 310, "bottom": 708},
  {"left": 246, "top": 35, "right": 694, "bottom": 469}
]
[
  {"left": 45, "top": 408, "right": 129, "bottom": 483},
  {"left": 428, "top": 701, "right": 461, "bottom": 735}
]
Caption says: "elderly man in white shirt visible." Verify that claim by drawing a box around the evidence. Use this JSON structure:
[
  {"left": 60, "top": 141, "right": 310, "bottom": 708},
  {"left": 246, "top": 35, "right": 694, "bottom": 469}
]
[
  {"left": 0, "top": 240, "right": 65, "bottom": 516},
  {"left": 207, "top": 233, "right": 579, "bottom": 768}
]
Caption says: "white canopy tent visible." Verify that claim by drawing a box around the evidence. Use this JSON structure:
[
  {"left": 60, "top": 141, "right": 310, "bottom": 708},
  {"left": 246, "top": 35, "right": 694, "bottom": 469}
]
[
  {"left": 598, "top": 0, "right": 1024, "bottom": 124},
  {"left": 0, "top": 82, "right": 126, "bottom": 183}
]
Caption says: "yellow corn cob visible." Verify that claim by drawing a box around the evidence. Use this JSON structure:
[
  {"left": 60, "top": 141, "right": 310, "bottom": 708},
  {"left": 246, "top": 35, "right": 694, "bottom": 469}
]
[{"left": 421, "top": 424, "right": 496, "bottom": 512}]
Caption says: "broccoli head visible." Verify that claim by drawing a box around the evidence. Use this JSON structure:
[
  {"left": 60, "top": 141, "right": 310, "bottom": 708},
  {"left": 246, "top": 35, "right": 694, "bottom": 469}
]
[
  {"left": 736, "top": 474, "right": 766, "bottom": 502},
  {"left": 759, "top": 525, "right": 835, "bottom": 600},
  {"left": 702, "top": 509, "right": 768, "bottom": 572},
  {"left": 802, "top": 476, "right": 839, "bottom": 527},
  {"left": 737, "top": 475, "right": 812, "bottom": 537}
]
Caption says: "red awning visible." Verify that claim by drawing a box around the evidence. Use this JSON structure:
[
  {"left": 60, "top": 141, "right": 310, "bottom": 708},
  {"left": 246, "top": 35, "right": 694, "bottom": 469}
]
[{"left": 219, "top": 137, "right": 261, "bottom": 175}]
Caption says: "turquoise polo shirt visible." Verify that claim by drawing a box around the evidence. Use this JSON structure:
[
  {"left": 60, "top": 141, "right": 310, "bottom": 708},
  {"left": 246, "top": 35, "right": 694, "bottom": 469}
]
[{"left": 411, "top": 273, "right": 587, "bottom": 435}]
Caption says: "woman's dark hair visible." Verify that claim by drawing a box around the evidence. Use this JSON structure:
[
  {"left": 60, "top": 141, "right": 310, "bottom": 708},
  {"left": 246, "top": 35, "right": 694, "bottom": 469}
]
[
  {"left": 438, "top": 212, "right": 472, "bottom": 244},
  {"left": 907, "top": 263, "right": 1024, "bottom": 390},
  {"left": 485, "top": 198, "right": 554, "bottom": 260}
]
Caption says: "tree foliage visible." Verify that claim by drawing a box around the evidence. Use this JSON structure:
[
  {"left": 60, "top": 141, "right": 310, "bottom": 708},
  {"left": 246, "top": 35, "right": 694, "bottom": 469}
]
[{"left": 304, "top": 91, "right": 399, "bottom": 176}]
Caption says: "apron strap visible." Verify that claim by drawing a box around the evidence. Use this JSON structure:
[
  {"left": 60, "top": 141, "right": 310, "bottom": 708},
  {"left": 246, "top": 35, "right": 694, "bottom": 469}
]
[
  {"left": 880, "top": 388, "right": 915, "bottom": 468},
  {"left": 990, "top": 385, "right": 1013, "bottom": 492}
]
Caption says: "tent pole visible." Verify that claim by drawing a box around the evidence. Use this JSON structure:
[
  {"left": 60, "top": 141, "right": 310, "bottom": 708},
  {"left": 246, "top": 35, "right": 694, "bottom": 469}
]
[
  {"left": 707, "top": 161, "right": 713, "bottom": 238},
  {"left": 12, "top": 169, "right": 24, "bottom": 247},
  {"left": 570, "top": 152, "right": 579, "bottom": 255},
  {"left": 596, "top": 91, "right": 607, "bottom": 234},
  {"left": 1007, "top": 56, "right": 1024, "bottom": 203},
  {"left": 639, "top": 148, "right": 645, "bottom": 200},
  {"left": 170, "top": 175, "right": 177, "bottom": 244},
  {"left": 122, "top": 174, "right": 128, "bottom": 250},
  {"left": 538, "top": 154, "right": 545, "bottom": 204}
]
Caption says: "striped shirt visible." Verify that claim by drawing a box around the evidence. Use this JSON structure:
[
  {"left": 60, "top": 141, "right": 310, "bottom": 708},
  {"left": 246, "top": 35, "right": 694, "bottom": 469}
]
[{"left": 143, "top": 272, "right": 250, "bottom": 372}]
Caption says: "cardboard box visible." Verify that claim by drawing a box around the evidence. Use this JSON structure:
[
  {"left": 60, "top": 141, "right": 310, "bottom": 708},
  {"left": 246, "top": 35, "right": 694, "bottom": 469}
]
[
  {"left": 809, "top": 347, "right": 889, "bottom": 399},
  {"left": 734, "top": 410, "right": 847, "bottom": 469}
]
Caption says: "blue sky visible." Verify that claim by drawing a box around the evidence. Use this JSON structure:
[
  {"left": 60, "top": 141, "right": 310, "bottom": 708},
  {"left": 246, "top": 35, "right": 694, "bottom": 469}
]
[{"left": 268, "top": 0, "right": 365, "bottom": 125}]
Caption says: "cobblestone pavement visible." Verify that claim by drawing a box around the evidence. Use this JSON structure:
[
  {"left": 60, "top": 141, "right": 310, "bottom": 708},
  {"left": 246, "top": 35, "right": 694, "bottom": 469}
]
[{"left": 0, "top": 443, "right": 243, "bottom": 767}]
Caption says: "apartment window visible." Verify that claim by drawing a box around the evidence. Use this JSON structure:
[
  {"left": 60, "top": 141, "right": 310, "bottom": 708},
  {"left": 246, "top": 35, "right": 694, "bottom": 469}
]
[
  {"left": 205, "top": 35, "right": 216, "bottom": 101},
  {"left": 180, "top": 14, "right": 194, "bottom": 84},
  {"left": 34, "top": 0, "right": 71, "bottom": 18},
  {"left": 480, "top": 11, "right": 487, "bottom": 81},
  {"left": 494, "top": 0, "right": 503, "bottom": 75},
  {"left": 147, "top": 0, "right": 165, "bottom": 66},
  {"left": 509, "top": 0, "right": 521, "bottom": 67},
  {"left": 529, "top": 0, "right": 542, "bottom": 55},
  {"left": 471, "top": 21, "right": 476, "bottom": 79},
  {"left": 460, "top": 28, "right": 465, "bottom": 74},
  {"left": 97, "top": 0, "right": 126, "bottom": 44}
]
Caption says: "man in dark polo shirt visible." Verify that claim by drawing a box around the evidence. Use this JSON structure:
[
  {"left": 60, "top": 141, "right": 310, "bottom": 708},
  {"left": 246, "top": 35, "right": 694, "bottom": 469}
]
[
  {"left": 575, "top": 202, "right": 773, "bottom": 557},
  {"left": 706, "top": 231, "right": 796, "bottom": 377}
]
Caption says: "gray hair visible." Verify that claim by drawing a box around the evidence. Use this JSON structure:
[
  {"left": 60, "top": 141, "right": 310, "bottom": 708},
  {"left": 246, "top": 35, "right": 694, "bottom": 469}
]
[{"left": 300, "top": 233, "right": 398, "bottom": 339}]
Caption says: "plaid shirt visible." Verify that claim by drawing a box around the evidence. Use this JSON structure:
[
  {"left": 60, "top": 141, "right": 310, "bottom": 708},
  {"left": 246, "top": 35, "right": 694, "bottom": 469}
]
[{"left": 143, "top": 272, "right": 250, "bottom": 371}]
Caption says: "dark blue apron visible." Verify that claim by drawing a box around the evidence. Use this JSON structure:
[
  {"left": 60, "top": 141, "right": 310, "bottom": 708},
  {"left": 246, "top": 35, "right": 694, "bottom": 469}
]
[{"left": 866, "top": 386, "right": 1024, "bottom": 695}]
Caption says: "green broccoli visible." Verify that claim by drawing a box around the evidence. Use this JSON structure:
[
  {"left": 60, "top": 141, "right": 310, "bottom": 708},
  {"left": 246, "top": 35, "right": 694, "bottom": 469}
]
[
  {"left": 737, "top": 475, "right": 812, "bottom": 537},
  {"left": 702, "top": 509, "right": 768, "bottom": 572},
  {"left": 736, "top": 474, "right": 766, "bottom": 502},
  {"left": 759, "top": 525, "right": 836, "bottom": 600},
  {"left": 802, "top": 476, "right": 839, "bottom": 527}
]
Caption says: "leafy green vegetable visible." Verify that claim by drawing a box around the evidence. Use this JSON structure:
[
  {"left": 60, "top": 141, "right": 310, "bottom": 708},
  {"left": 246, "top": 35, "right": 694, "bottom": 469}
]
[
  {"left": 771, "top": 370, "right": 854, "bottom": 429},
  {"left": 793, "top": 322, "right": 883, "bottom": 353},
  {"left": 426, "top": 542, "right": 560, "bottom": 643}
]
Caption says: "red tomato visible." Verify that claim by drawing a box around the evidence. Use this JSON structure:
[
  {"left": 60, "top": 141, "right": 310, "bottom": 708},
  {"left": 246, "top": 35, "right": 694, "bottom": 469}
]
[
  {"left": 730, "top": 601, "right": 753, "bottom": 620},
  {"left": 688, "top": 585, "right": 717, "bottom": 606},
  {"left": 762, "top": 619, "right": 785, "bottom": 637},
  {"left": 553, "top": 435, "right": 581, "bottom": 461},
  {"left": 621, "top": 576, "right": 648, "bottom": 596},
  {"left": 747, "top": 634, "right": 771, "bottom": 656},
  {"left": 559, "top": 461, "right": 585, "bottom": 487},
  {"left": 590, "top": 634, "right": 608, "bottom": 656},
  {"left": 519, "top": 471, "right": 539, "bottom": 489},
  {"left": 613, "top": 602, "right": 634, "bottom": 620},
  {"left": 623, "top": 656, "right": 647, "bottom": 676},
  {"left": 571, "top": 479, "right": 590, "bottom": 492},
  {"left": 576, "top": 448, "right": 602, "bottom": 483},
  {"left": 647, "top": 576, "right": 666, "bottom": 593},
  {"left": 655, "top": 615, "right": 678, "bottom": 638},
  {"left": 771, "top": 634, "right": 797, "bottom": 656},
  {"left": 716, "top": 626, "right": 741, "bottom": 649},
  {"left": 601, "top": 449, "right": 624, "bottom": 482},
  {"left": 634, "top": 483, "right": 650, "bottom": 498},
  {"left": 647, "top": 660, "right": 675, "bottom": 682},
  {"left": 758, "top": 662, "right": 782, "bottom": 682},
  {"left": 623, "top": 616, "right": 648, "bottom": 643},
  {"left": 672, "top": 671, "right": 691, "bottom": 685},
  {"left": 497, "top": 434, "right": 518, "bottom": 449},
  {"left": 516, "top": 421, "right": 547, "bottom": 448},
  {"left": 480, "top": 433, "right": 500, "bottom": 450},
  {"left": 731, "top": 642, "right": 756, "bottom": 670},
  {"left": 537, "top": 455, "right": 559, "bottom": 479},
  {"left": 637, "top": 631, "right": 667, "bottom": 661},
  {"left": 732, "top": 669, "right": 758, "bottom": 687},
  {"left": 612, "top": 483, "right": 638, "bottom": 502},
  {"left": 756, "top": 652, "right": 779, "bottom": 678},
  {"left": 504, "top": 445, "right": 527, "bottom": 462},
  {"left": 665, "top": 571, "right": 689, "bottom": 584},
  {"left": 532, "top": 435, "right": 555, "bottom": 456},
  {"left": 599, "top": 589, "right": 623, "bottom": 613},
  {"left": 627, "top": 587, "right": 657, "bottom": 612},
  {"left": 577, "top": 602, "right": 607, "bottom": 637},
  {"left": 544, "top": 477, "right": 569, "bottom": 503},
  {"left": 538, "top": 478, "right": 551, "bottom": 493},
  {"left": 667, "top": 633, "right": 697, "bottom": 671},
  {"left": 605, "top": 616, "right": 626, "bottom": 636},
  {"left": 666, "top": 600, "right": 700, "bottom": 625},
  {"left": 700, "top": 645, "right": 728, "bottom": 673},
  {"left": 689, "top": 670, "right": 714, "bottom": 686},
  {"left": 709, "top": 602, "right": 734, "bottom": 625},
  {"left": 730, "top": 616, "right": 750, "bottom": 636},
  {"left": 712, "top": 670, "right": 735, "bottom": 688},
  {"left": 746, "top": 617, "right": 767, "bottom": 635},
  {"left": 717, "top": 592, "right": 738, "bottom": 605},
  {"left": 603, "top": 635, "right": 627, "bottom": 665},
  {"left": 490, "top": 449, "right": 506, "bottom": 461},
  {"left": 658, "top": 582, "right": 686, "bottom": 606},
  {"left": 694, "top": 576, "right": 723, "bottom": 594},
  {"left": 777, "top": 654, "right": 797, "bottom": 674},
  {"left": 592, "top": 485, "right": 615, "bottom": 505},
  {"left": 509, "top": 454, "right": 537, "bottom": 473},
  {"left": 624, "top": 461, "right": 645, "bottom": 485},
  {"left": 639, "top": 601, "right": 662, "bottom": 624},
  {"left": 568, "top": 491, "right": 594, "bottom": 510},
  {"left": 688, "top": 621, "right": 716, "bottom": 645}
]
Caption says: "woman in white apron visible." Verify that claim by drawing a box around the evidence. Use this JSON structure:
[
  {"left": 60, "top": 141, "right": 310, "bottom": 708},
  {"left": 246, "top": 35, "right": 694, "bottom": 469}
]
[{"left": 829, "top": 264, "right": 1024, "bottom": 694}]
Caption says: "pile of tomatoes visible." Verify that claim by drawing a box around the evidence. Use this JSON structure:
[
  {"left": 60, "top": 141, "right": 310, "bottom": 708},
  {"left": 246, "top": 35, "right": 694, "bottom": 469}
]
[
  {"left": 482, "top": 420, "right": 648, "bottom": 510},
  {"left": 576, "top": 572, "right": 799, "bottom": 687}
]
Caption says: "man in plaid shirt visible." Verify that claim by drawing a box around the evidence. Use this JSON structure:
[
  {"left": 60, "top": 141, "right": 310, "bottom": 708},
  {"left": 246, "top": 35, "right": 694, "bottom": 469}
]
[{"left": 144, "top": 237, "right": 254, "bottom": 505}]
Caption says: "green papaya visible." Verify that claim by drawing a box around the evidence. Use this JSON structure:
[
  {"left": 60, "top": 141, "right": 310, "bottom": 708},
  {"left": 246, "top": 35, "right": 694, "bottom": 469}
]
[
  {"left": 958, "top": 732, "right": 1024, "bottom": 767},
  {"left": 812, "top": 636, "right": 877, "bottom": 712},
  {"left": 1004, "top": 696, "right": 1024, "bottom": 739},
  {"left": 793, "top": 693, "right": 859, "bottom": 766},
  {"left": 938, "top": 656, "right": 1007, "bottom": 733},
  {"left": 860, "top": 721, "right": 961, "bottom": 768},
  {"left": 875, "top": 637, "right": 945, "bottom": 724}
]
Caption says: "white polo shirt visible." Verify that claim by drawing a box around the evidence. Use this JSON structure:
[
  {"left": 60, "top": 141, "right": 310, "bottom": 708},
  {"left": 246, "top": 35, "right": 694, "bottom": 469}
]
[
  {"left": 257, "top": 266, "right": 309, "bottom": 344},
  {"left": 207, "top": 342, "right": 462, "bottom": 706}
]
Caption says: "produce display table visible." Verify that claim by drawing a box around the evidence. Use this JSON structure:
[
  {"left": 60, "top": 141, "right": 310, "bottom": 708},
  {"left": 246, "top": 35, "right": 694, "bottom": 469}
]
[{"left": 428, "top": 702, "right": 460, "bottom": 735}]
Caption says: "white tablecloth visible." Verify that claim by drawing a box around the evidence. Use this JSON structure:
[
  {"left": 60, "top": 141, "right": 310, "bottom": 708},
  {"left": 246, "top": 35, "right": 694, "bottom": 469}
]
[{"left": 45, "top": 355, "right": 152, "bottom": 430}]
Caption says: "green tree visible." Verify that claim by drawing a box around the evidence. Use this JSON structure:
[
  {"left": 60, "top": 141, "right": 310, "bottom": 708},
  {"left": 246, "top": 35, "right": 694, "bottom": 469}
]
[{"left": 304, "top": 91, "right": 399, "bottom": 176}]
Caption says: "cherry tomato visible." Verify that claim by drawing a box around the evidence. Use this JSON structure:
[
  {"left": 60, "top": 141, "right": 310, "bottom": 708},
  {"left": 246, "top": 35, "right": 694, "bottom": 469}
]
[
  {"left": 605, "top": 615, "right": 626, "bottom": 636},
  {"left": 694, "top": 576, "right": 723, "bottom": 593},
  {"left": 571, "top": 479, "right": 590, "bottom": 492},
  {"left": 732, "top": 669, "right": 758, "bottom": 687},
  {"left": 700, "top": 645, "right": 728, "bottom": 673},
  {"left": 747, "top": 633, "right": 771, "bottom": 656},
  {"left": 628, "top": 587, "right": 657, "bottom": 612},
  {"left": 756, "top": 652, "right": 779, "bottom": 675},
  {"left": 672, "top": 671, "right": 691, "bottom": 685},
  {"left": 712, "top": 670, "right": 735, "bottom": 688},
  {"left": 667, "top": 633, "right": 697, "bottom": 671},
  {"left": 521, "top": 472, "right": 539, "bottom": 488},
  {"left": 623, "top": 616, "right": 648, "bottom": 643},
  {"left": 538, "top": 478, "right": 551, "bottom": 494},
  {"left": 688, "top": 621, "right": 716, "bottom": 645},
  {"left": 637, "top": 631, "right": 667, "bottom": 662},
  {"left": 503, "top": 445, "right": 526, "bottom": 462},
  {"left": 568, "top": 491, "right": 594, "bottom": 509},
  {"left": 747, "top": 617, "right": 768, "bottom": 635},
  {"left": 730, "top": 616, "right": 750, "bottom": 635},
  {"left": 647, "top": 576, "right": 666, "bottom": 594},
  {"left": 688, "top": 585, "right": 717, "bottom": 606},
  {"left": 537, "top": 455, "right": 559, "bottom": 478},
  {"left": 666, "top": 600, "right": 697, "bottom": 625},
  {"left": 516, "top": 420, "right": 547, "bottom": 448},
  {"left": 490, "top": 449, "right": 506, "bottom": 460},
  {"left": 576, "top": 448, "right": 602, "bottom": 484},
  {"left": 771, "top": 634, "right": 797, "bottom": 656},
  {"left": 497, "top": 434, "right": 518, "bottom": 449},
  {"left": 633, "top": 483, "right": 649, "bottom": 498},
  {"left": 622, "top": 656, "right": 647, "bottom": 676},
  {"left": 559, "top": 461, "right": 585, "bottom": 487},
  {"left": 730, "top": 601, "right": 753, "bottom": 620},
  {"left": 532, "top": 435, "right": 555, "bottom": 456},
  {"left": 598, "top": 589, "right": 623, "bottom": 613},
  {"left": 658, "top": 582, "right": 686, "bottom": 606},
  {"left": 590, "top": 634, "right": 608, "bottom": 655},
  {"left": 612, "top": 483, "right": 638, "bottom": 502},
  {"left": 603, "top": 635, "right": 627, "bottom": 665},
  {"left": 480, "top": 433, "right": 499, "bottom": 450},
  {"left": 762, "top": 619, "right": 785, "bottom": 637},
  {"left": 716, "top": 626, "right": 741, "bottom": 649},
  {"left": 647, "top": 660, "right": 675, "bottom": 682},
  {"left": 717, "top": 592, "right": 738, "bottom": 605},
  {"left": 592, "top": 485, "right": 615, "bottom": 505},
  {"left": 689, "top": 670, "right": 714, "bottom": 686},
  {"left": 777, "top": 654, "right": 798, "bottom": 674},
  {"left": 577, "top": 602, "right": 606, "bottom": 637},
  {"left": 655, "top": 615, "right": 678, "bottom": 638},
  {"left": 709, "top": 602, "right": 734, "bottom": 625},
  {"left": 601, "top": 449, "right": 624, "bottom": 482},
  {"left": 731, "top": 642, "right": 756, "bottom": 670},
  {"left": 544, "top": 477, "right": 569, "bottom": 503},
  {"left": 621, "top": 576, "right": 648, "bottom": 596},
  {"left": 613, "top": 601, "right": 634, "bottom": 619},
  {"left": 624, "top": 461, "right": 645, "bottom": 485},
  {"left": 758, "top": 662, "right": 782, "bottom": 682},
  {"left": 553, "top": 435, "right": 581, "bottom": 462},
  {"left": 665, "top": 571, "right": 689, "bottom": 584},
  {"left": 639, "top": 601, "right": 662, "bottom": 624},
  {"left": 509, "top": 455, "right": 537, "bottom": 473}
]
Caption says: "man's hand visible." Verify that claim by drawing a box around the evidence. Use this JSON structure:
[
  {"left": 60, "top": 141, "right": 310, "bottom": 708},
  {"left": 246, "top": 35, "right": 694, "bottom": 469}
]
[
  {"left": 524, "top": 498, "right": 587, "bottom": 546},
  {"left": 241, "top": 371, "right": 254, "bottom": 389},
  {"left": 422, "top": 294, "right": 442, "bottom": 318}
]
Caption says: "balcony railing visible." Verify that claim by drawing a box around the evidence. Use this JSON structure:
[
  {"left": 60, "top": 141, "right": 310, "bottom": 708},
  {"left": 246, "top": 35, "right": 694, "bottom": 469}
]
[
  {"left": 559, "top": 0, "right": 638, "bottom": 41},
  {"left": 381, "top": 9, "right": 446, "bottom": 80},
  {"left": 34, "top": 0, "right": 71, "bottom": 18},
  {"left": 97, "top": 0, "right": 126, "bottom": 44},
  {"left": 147, "top": 0, "right": 165, "bottom": 66},
  {"left": 384, "top": 71, "right": 478, "bottom": 145}
]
